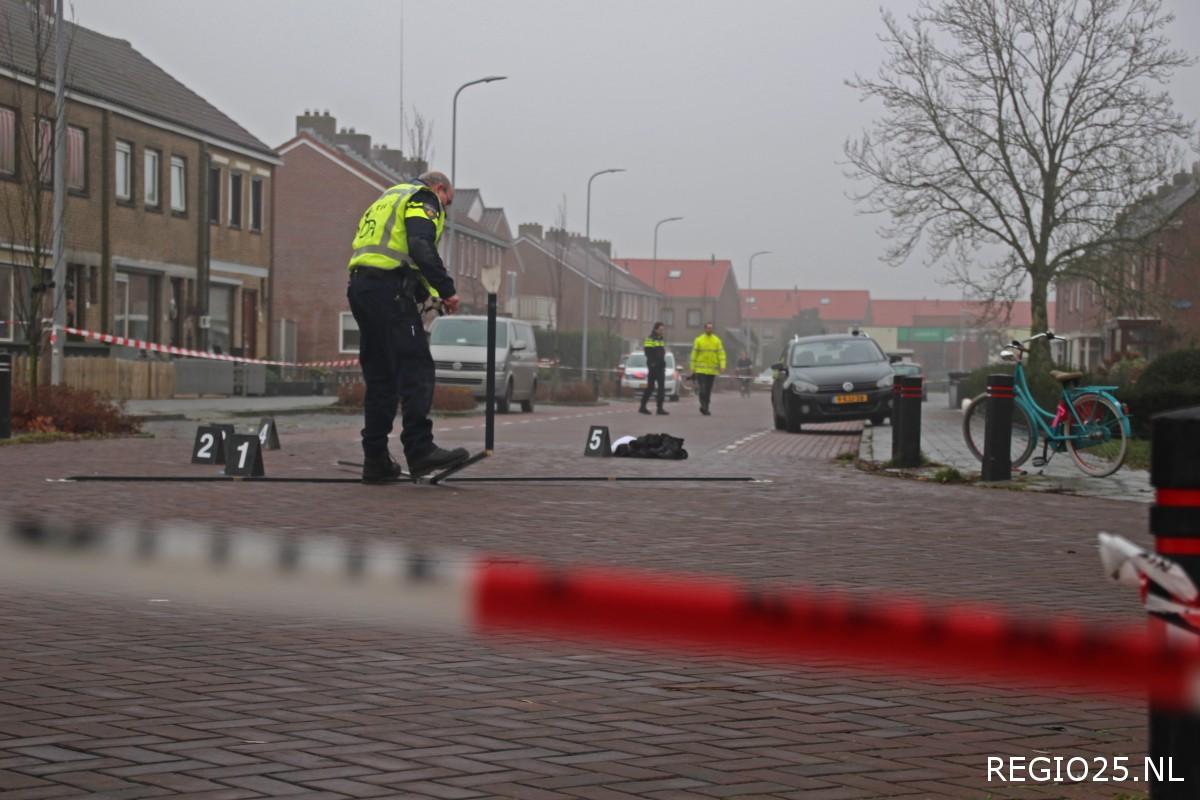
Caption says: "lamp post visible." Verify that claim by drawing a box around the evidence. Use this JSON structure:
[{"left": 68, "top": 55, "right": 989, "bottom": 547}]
[
  {"left": 746, "top": 250, "right": 770, "bottom": 366},
  {"left": 446, "top": 75, "right": 506, "bottom": 278},
  {"left": 581, "top": 168, "right": 624, "bottom": 382},
  {"left": 652, "top": 216, "right": 683, "bottom": 321}
]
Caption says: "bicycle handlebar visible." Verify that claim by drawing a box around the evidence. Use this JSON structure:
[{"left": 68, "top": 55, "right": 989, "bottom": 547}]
[{"left": 1010, "top": 331, "right": 1058, "bottom": 350}]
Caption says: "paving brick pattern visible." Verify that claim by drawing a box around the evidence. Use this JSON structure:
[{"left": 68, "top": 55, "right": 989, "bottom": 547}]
[{"left": 0, "top": 396, "right": 1155, "bottom": 798}]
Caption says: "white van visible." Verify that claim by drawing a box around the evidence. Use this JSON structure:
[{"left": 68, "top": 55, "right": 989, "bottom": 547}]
[{"left": 429, "top": 316, "right": 539, "bottom": 413}]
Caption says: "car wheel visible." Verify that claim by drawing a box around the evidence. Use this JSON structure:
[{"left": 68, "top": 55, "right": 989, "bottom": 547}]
[
  {"left": 497, "top": 379, "right": 513, "bottom": 414},
  {"left": 870, "top": 414, "right": 887, "bottom": 426},
  {"left": 521, "top": 381, "right": 535, "bottom": 413},
  {"left": 785, "top": 398, "right": 803, "bottom": 433}
]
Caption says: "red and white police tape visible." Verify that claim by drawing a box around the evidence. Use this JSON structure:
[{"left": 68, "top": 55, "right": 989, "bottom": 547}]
[
  {"left": 57, "top": 326, "right": 357, "bottom": 369},
  {"left": 2, "top": 514, "right": 1198, "bottom": 710}
]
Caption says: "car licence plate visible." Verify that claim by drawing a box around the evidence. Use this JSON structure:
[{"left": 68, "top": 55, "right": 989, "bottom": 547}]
[{"left": 833, "top": 393, "right": 868, "bottom": 404}]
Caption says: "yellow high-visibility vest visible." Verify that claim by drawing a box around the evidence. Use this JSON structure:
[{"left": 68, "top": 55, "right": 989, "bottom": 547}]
[{"left": 347, "top": 182, "right": 446, "bottom": 295}]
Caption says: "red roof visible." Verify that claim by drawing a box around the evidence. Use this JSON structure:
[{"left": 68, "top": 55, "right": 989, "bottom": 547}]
[
  {"left": 738, "top": 289, "right": 871, "bottom": 322},
  {"left": 869, "top": 299, "right": 1053, "bottom": 328},
  {"left": 613, "top": 259, "right": 733, "bottom": 299}
]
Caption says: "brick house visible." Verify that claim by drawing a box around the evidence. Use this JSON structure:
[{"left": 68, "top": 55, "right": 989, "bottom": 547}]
[
  {"left": 514, "top": 226, "right": 660, "bottom": 361},
  {"left": 444, "top": 188, "right": 517, "bottom": 316},
  {"left": 1055, "top": 167, "right": 1200, "bottom": 370},
  {"left": 738, "top": 289, "right": 871, "bottom": 366},
  {"left": 0, "top": 0, "right": 278, "bottom": 359},
  {"left": 612, "top": 258, "right": 743, "bottom": 365}
]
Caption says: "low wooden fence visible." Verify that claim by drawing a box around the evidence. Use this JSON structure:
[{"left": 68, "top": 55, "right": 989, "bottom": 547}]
[{"left": 11, "top": 355, "right": 175, "bottom": 400}]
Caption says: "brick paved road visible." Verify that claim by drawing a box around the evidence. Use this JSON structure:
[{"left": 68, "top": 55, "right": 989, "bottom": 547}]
[{"left": 0, "top": 391, "right": 1154, "bottom": 798}]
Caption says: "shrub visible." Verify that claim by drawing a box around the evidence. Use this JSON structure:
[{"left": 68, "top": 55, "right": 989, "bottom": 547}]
[
  {"left": 336, "top": 382, "right": 478, "bottom": 412},
  {"left": 1117, "top": 382, "right": 1200, "bottom": 439},
  {"left": 433, "top": 386, "right": 476, "bottom": 411},
  {"left": 1137, "top": 348, "right": 1200, "bottom": 389},
  {"left": 958, "top": 362, "right": 1063, "bottom": 408},
  {"left": 337, "top": 382, "right": 365, "bottom": 407},
  {"left": 535, "top": 381, "right": 595, "bottom": 402},
  {"left": 1096, "top": 351, "right": 1147, "bottom": 388},
  {"left": 11, "top": 385, "right": 141, "bottom": 435}
]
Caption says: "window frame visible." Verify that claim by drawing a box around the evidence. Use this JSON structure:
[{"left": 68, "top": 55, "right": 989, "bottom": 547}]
[
  {"left": 170, "top": 155, "right": 187, "bottom": 215},
  {"left": 0, "top": 264, "right": 14, "bottom": 342},
  {"left": 686, "top": 308, "right": 702, "bottom": 328},
  {"left": 662, "top": 308, "right": 674, "bottom": 327},
  {"left": 249, "top": 176, "right": 263, "bottom": 232},
  {"left": 228, "top": 170, "right": 243, "bottom": 228},
  {"left": 207, "top": 165, "right": 221, "bottom": 224},
  {"left": 114, "top": 139, "right": 134, "bottom": 203},
  {"left": 339, "top": 311, "right": 360, "bottom": 353},
  {"left": 65, "top": 124, "right": 87, "bottom": 195},
  {"left": 143, "top": 147, "right": 161, "bottom": 210},
  {"left": 0, "top": 105, "right": 15, "bottom": 179}
]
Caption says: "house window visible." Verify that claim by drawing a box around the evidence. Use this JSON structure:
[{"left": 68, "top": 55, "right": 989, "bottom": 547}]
[
  {"left": 506, "top": 270, "right": 517, "bottom": 301},
  {"left": 208, "top": 284, "right": 235, "bottom": 352},
  {"left": 66, "top": 126, "right": 86, "bottom": 191},
  {"left": 170, "top": 156, "right": 186, "bottom": 212},
  {"left": 340, "top": 312, "right": 360, "bottom": 353},
  {"left": 687, "top": 308, "right": 702, "bottom": 327},
  {"left": 207, "top": 165, "right": 221, "bottom": 223},
  {"left": 228, "top": 171, "right": 242, "bottom": 227},
  {"left": 115, "top": 140, "right": 133, "bottom": 201},
  {"left": 114, "top": 270, "right": 158, "bottom": 341},
  {"left": 250, "top": 176, "right": 263, "bottom": 232},
  {"left": 662, "top": 308, "right": 674, "bottom": 327},
  {"left": 0, "top": 107, "right": 14, "bottom": 176},
  {"left": 0, "top": 265, "right": 13, "bottom": 341},
  {"left": 143, "top": 148, "right": 160, "bottom": 208}
]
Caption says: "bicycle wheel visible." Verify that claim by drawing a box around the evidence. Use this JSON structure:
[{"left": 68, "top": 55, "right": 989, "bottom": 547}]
[
  {"left": 962, "top": 393, "right": 1036, "bottom": 468},
  {"left": 1064, "top": 393, "right": 1127, "bottom": 477}
]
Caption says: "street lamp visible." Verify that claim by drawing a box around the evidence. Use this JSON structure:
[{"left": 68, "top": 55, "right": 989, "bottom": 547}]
[
  {"left": 446, "top": 75, "right": 507, "bottom": 279},
  {"left": 581, "top": 168, "right": 625, "bottom": 381},
  {"left": 652, "top": 216, "right": 683, "bottom": 316},
  {"left": 746, "top": 250, "right": 771, "bottom": 365}
]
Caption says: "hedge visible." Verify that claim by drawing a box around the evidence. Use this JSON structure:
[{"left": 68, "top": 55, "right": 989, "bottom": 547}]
[{"left": 1117, "top": 383, "right": 1200, "bottom": 439}]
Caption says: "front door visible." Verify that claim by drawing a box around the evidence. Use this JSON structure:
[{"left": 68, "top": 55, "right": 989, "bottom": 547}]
[{"left": 242, "top": 289, "right": 258, "bottom": 359}]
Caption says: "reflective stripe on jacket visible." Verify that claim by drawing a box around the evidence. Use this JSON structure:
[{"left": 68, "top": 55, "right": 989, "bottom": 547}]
[
  {"left": 690, "top": 333, "right": 726, "bottom": 375},
  {"left": 347, "top": 183, "right": 445, "bottom": 295},
  {"left": 642, "top": 336, "right": 665, "bottom": 371}
]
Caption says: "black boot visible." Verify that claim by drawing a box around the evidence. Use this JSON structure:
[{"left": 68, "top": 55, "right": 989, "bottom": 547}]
[
  {"left": 638, "top": 404, "right": 651, "bottom": 415},
  {"left": 656, "top": 407, "right": 669, "bottom": 415},
  {"left": 408, "top": 445, "right": 469, "bottom": 477},
  {"left": 362, "top": 452, "right": 405, "bottom": 483}
]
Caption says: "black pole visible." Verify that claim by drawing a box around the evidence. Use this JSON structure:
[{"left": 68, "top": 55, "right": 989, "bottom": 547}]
[
  {"left": 0, "top": 352, "right": 11, "bottom": 440},
  {"left": 981, "top": 374, "right": 1014, "bottom": 481},
  {"left": 897, "top": 375, "right": 922, "bottom": 468},
  {"left": 485, "top": 292, "right": 497, "bottom": 453},
  {"left": 1149, "top": 407, "right": 1200, "bottom": 798},
  {"left": 890, "top": 375, "right": 903, "bottom": 463}
]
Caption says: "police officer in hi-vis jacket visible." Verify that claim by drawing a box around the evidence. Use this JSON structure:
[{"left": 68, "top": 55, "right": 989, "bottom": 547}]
[
  {"left": 346, "top": 171, "right": 468, "bottom": 483},
  {"left": 639, "top": 322, "right": 669, "bottom": 416}
]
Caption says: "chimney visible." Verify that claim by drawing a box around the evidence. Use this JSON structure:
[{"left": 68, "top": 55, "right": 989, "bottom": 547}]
[
  {"left": 371, "top": 143, "right": 426, "bottom": 178},
  {"left": 335, "top": 126, "right": 372, "bottom": 157},
  {"left": 591, "top": 239, "right": 612, "bottom": 260},
  {"left": 296, "top": 109, "right": 336, "bottom": 140},
  {"left": 518, "top": 223, "right": 543, "bottom": 240}
]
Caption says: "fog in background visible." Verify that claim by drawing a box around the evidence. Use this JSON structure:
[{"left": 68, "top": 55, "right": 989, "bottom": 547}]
[{"left": 69, "top": 1, "right": 1199, "bottom": 299}]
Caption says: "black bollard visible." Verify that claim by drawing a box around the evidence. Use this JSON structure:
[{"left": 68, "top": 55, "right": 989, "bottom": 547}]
[
  {"left": 981, "top": 374, "right": 1014, "bottom": 481},
  {"left": 1149, "top": 407, "right": 1200, "bottom": 798},
  {"left": 890, "top": 375, "right": 903, "bottom": 463},
  {"left": 0, "top": 352, "right": 10, "bottom": 439},
  {"left": 897, "top": 376, "right": 923, "bottom": 468}
]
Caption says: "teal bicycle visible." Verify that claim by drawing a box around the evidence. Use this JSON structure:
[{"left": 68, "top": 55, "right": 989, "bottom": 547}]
[{"left": 962, "top": 332, "right": 1131, "bottom": 477}]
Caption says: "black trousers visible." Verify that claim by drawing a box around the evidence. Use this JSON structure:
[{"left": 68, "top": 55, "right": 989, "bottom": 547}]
[
  {"left": 640, "top": 365, "right": 666, "bottom": 409},
  {"left": 696, "top": 373, "right": 716, "bottom": 411},
  {"left": 347, "top": 270, "right": 435, "bottom": 461}
]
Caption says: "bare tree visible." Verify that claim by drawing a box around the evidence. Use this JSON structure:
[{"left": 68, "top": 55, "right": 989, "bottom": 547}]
[
  {"left": 1, "top": 2, "right": 74, "bottom": 403},
  {"left": 845, "top": 0, "right": 1194, "bottom": 365},
  {"left": 406, "top": 107, "right": 435, "bottom": 165}
]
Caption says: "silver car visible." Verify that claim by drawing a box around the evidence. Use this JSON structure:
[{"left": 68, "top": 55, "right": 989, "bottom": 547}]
[{"left": 430, "top": 316, "right": 539, "bottom": 412}]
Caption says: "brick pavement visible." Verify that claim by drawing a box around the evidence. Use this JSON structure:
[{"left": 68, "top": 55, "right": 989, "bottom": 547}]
[
  {"left": 859, "top": 392, "right": 1153, "bottom": 504},
  {"left": 0, "top": 395, "right": 1156, "bottom": 798}
]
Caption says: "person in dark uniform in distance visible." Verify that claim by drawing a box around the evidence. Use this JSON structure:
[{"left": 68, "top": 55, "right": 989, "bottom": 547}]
[
  {"left": 638, "top": 321, "right": 669, "bottom": 415},
  {"left": 346, "top": 170, "right": 468, "bottom": 482}
]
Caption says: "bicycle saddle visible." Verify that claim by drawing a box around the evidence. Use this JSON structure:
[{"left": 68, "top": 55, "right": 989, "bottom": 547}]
[{"left": 1050, "top": 370, "right": 1084, "bottom": 383}]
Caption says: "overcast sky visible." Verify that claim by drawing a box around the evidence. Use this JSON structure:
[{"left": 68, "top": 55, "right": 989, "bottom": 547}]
[{"left": 69, "top": 0, "right": 1199, "bottom": 300}]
